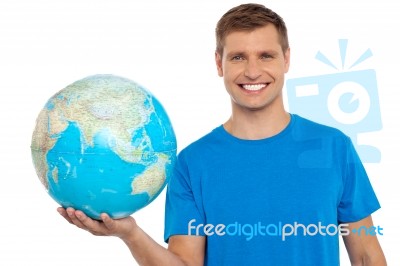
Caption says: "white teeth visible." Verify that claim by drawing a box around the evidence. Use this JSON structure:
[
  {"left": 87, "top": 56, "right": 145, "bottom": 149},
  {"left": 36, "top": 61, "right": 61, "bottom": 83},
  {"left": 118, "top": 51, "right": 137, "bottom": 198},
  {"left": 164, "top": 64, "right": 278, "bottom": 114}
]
[{"left": 242, "top": 84, "right": 267, "bottom": 91}]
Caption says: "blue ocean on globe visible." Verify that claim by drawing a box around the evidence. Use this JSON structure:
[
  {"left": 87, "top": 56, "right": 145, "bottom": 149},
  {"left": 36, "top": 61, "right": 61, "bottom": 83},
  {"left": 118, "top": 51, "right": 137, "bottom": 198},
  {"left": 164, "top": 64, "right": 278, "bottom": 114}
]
[{"left": 31, "top": 75, "right": 177, "bottom": 219}]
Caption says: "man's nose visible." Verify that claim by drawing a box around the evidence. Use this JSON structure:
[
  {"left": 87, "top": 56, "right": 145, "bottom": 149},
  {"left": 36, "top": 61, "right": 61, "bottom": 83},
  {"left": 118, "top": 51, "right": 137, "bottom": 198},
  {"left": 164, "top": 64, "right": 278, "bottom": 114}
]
[{"left": 244, "top": 59, "right": 262, "bottom": 80}]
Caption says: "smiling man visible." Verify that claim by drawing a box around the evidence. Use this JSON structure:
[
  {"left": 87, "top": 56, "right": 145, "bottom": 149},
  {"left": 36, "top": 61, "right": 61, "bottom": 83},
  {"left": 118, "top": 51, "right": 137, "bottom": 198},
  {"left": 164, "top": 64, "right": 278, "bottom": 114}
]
[
  {"left": 59, "top": 3, "right": 386, "bottom": 265},
  {"left": 215, "top": 23, "right": 290, "bottom": 139}
]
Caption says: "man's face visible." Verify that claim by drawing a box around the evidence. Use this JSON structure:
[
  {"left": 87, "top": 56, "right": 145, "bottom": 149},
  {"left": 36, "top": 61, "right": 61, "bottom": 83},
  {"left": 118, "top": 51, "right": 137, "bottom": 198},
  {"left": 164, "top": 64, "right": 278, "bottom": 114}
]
[{"left": 215, "top": 24, "right": 290, "bottom": 113}]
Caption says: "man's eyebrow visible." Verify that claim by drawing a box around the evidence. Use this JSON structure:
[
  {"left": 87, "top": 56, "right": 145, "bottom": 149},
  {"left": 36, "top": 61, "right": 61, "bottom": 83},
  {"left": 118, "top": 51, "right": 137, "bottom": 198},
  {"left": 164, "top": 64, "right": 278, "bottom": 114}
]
[
  {"left": 259, "top": 50, "right": 279, "bottom": 55},
  {"left": 225, "top": 51, "right": 246, "bottom": 57},
  {"left": 225, "top": 50, "right": 279, "bottom": 58}
]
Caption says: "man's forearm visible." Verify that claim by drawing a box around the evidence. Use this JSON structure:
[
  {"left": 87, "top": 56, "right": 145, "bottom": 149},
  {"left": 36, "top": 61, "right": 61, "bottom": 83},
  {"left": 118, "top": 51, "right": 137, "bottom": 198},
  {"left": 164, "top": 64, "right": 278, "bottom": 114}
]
[
  {"left": 355, "top": 254, "right": 387, "bottom": 266},
  {"left": 121, "top": 226, "right": 185, "bottom": 266}
]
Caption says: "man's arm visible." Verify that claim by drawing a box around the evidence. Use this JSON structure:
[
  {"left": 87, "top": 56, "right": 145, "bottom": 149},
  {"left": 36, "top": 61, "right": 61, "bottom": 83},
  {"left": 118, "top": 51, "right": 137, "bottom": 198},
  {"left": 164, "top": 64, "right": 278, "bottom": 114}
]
[
  {"left": 342, "top": 215, "right": 386, "bottom": 266},
  {"left": 58, "top": 207, "right": 205, "bottom": 266},
  {"left": 168, "top": 235, "right": 205, "bottom": 266}
]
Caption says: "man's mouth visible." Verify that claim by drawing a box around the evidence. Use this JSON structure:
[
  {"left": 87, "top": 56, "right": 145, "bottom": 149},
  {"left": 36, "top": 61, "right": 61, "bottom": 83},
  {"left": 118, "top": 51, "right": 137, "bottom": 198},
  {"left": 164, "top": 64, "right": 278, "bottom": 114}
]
[{"left": 240, "top": 83, "right": 268, "bottom": 92}]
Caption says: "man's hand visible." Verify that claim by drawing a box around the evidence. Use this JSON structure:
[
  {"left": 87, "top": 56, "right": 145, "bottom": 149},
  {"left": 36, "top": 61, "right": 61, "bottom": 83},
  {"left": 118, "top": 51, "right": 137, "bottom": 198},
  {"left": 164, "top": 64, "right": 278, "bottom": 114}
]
[
  {"left": 57, "top": 207, "right": 138, "bottom": 240},
  {"left": 58, "top": 207, "right": 205, "bottom": 265}
]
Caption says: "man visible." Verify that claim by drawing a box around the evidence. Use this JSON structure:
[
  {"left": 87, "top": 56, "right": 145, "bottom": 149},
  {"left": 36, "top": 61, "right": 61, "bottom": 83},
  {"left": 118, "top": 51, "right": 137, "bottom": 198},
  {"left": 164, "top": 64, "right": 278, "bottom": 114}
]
[{"left": 59, "top": 3, "right": 386, "bottom": 265}]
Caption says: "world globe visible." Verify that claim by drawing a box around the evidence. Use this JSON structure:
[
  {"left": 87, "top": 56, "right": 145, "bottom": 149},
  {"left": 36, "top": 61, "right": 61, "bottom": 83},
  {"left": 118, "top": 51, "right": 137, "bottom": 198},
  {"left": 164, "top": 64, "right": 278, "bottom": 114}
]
[{"left": 31, "top": 74, "right": 177, "bottom": 219}]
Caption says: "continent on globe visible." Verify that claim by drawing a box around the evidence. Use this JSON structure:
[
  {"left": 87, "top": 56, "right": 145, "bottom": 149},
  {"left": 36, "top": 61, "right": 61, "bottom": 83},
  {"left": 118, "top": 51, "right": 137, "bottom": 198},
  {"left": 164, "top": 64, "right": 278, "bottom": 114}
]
[{"left": 31, "top": 74, "right": 177, "bottom": 219}]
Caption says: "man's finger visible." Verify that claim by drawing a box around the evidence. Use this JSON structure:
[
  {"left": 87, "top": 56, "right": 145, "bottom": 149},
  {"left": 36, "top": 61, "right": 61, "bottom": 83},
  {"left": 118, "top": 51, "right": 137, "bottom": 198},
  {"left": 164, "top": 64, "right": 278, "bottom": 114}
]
[
  {"left": 101, "top": 213, "right": 115, "bottom": 231},
  {"left": 66, "top": 208, "right": 89, "bottom": 230},
  {"left": 75, "top": 210, "right": 98, "bottom": 227},
  {"left": 57, "top": 207, "right": 73, "bottom": 224}
]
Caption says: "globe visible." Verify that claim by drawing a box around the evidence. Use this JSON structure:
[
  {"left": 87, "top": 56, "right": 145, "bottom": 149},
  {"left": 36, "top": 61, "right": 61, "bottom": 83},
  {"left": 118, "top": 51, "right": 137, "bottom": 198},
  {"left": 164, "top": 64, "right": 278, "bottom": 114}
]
[{"left": 31, "top": 74, "right": 177, "bottom": 219}]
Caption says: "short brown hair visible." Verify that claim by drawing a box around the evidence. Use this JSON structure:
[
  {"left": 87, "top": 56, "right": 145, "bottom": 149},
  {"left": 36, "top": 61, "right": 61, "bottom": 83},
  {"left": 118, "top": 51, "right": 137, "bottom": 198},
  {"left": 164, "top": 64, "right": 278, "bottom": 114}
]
[{"left": 215, "top": 3, "right": 289, "bottom": 55}]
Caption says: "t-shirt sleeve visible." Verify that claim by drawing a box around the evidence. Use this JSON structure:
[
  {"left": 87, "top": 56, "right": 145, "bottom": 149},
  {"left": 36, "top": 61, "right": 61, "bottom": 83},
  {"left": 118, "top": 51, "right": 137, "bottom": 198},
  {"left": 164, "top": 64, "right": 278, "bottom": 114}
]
[
  {"left": 164, "top": 152, "right": 205, "bottom": 242},
  {"left": 337, "top": 137, "right": 381, "bottom": 223}
]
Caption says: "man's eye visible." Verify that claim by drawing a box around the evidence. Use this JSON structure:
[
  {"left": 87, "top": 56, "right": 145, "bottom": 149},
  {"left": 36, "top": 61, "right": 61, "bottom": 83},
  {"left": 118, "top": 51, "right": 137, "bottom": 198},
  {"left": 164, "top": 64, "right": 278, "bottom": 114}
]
[
  {"left": 232, "top": 55, "right": 244, "bottom": 61},
  {"left": 261, "top": 54, "right": 273, "bottom": 60}
]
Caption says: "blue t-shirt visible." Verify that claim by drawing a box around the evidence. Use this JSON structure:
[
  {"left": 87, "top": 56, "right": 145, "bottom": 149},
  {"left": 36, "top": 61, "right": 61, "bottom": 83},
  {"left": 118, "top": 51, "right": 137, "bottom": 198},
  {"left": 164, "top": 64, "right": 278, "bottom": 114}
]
[{"left": 164, "top": 114, "right": 380, "bottom": 265}]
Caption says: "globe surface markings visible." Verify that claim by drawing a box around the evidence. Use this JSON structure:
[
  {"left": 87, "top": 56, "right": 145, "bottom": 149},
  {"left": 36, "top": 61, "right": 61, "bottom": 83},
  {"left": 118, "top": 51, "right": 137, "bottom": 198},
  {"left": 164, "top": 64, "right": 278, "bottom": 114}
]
[{"left": 31, "top": 74, "right": 177, "bottom": 219}]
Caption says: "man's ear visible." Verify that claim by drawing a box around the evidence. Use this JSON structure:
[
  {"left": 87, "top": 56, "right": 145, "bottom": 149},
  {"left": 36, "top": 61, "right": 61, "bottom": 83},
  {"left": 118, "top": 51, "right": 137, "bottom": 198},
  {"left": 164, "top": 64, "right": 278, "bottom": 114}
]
[
  {"left": 284, "top": 47, "right": 291, "bottom": 73},
  {"left": 215, "top": 52, "right": 223, "bottom": 77}
]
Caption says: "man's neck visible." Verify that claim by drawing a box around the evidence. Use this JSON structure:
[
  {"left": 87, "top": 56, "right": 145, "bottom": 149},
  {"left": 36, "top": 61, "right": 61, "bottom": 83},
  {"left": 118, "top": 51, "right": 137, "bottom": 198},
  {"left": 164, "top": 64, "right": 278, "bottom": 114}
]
[{"left": 223, "top": 108, "right": 290, "bottom": 140}]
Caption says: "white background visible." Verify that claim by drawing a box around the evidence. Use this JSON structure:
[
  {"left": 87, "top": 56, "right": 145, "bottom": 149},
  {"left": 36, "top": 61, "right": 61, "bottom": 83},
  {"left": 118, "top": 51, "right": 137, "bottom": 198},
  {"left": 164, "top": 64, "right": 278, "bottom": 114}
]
[{"left": 1, "top": 0, "right": 399, "bottom": 265}]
